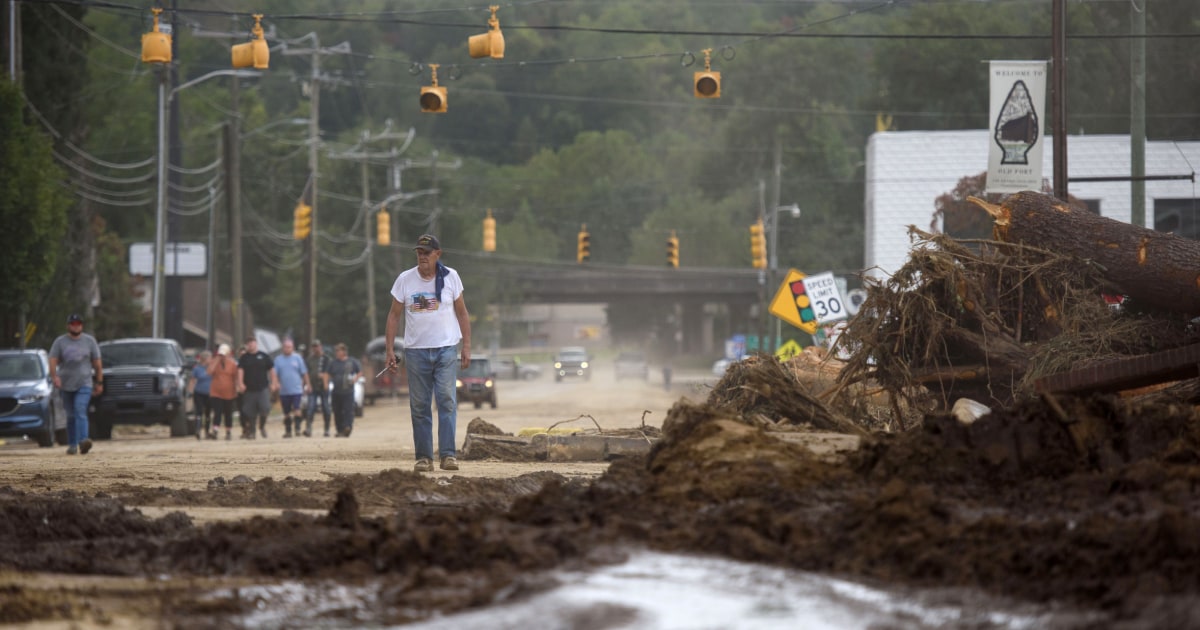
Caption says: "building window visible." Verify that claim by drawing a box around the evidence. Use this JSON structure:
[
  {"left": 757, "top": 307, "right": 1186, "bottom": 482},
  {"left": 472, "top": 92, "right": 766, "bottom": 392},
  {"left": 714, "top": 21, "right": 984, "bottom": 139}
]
[{"left": 1155, "top": 199, "right": 1200, "bottom": 240}]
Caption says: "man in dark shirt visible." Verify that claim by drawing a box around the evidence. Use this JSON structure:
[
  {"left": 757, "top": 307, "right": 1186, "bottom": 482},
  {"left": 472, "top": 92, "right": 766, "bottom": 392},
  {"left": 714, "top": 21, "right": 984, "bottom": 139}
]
[
  {"left": 305, "top": 340, "right": 332, "bottom": 437},
  {"left": 237, "top": 336, "right": 278, "bottom": 439},
  {"left": 323, "top": 343, "right": 361, "bottom": 437}
]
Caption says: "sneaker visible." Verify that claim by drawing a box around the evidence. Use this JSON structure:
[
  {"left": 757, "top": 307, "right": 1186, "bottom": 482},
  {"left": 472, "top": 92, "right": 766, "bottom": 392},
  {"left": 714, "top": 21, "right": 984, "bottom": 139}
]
[
  {"left": 284, "top": 430, "right": 293, "bottom": 438},
  {"left": 414, "top": 458, "right": 433, "bottom": 473},
  {"left": 260, "top": 427, "right": 268, "bottom": 439},
  {"left": 226, "top": 432, "right": 232, "bottom": 441},
  {"left": 195, "top": 430, "right": 202, "bottom": 440},
  {"left": 324, "top": 430, "right": 331, "bottom": 437},
  {"left": 303, "top": 429, "right": 312, "bottom": 437},
  {"left": 440, "top": 456, "right": 459, "bottom": 471},
  {"left": 79, "top": 439, "right": 93, "bottom": 455},
  {"left": 66, "top": 445, "right": 78, "bottom": 455}
]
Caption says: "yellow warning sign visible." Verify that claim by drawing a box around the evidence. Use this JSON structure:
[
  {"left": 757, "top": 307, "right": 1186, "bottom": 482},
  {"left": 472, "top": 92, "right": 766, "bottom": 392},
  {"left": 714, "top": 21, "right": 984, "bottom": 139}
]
[
  {"left": 769, "top": 269, "right": 819, "bottom": 335},
  {"left": 774, "top": 339, "right": 803, "bottom": 362}
]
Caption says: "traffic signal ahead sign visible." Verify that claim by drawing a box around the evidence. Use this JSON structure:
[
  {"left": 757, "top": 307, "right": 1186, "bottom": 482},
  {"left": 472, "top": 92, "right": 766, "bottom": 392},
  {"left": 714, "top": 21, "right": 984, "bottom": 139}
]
[{"left": 769, "top": 269, "right": 818, "bottom": 334}]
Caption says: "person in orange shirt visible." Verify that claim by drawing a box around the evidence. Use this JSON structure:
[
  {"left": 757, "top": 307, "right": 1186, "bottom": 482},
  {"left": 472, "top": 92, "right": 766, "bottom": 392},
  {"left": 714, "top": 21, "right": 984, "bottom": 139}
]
[{"left": 206, "top": 344, "right": 240, "bottom": 440}]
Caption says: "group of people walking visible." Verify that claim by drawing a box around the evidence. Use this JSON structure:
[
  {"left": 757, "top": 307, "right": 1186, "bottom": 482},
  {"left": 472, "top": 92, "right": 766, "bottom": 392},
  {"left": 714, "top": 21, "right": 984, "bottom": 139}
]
[
  {"left": 47, "top": 233, "right": 471, "bottom": 474},
  {"left": 189, "top": 338, "right": 362, "bottom": 440}
]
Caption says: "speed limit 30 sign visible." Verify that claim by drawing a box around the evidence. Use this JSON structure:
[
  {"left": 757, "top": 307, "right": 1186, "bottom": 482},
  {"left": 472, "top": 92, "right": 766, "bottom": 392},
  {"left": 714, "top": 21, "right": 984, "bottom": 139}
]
[
  {"left": 769, "top": 269, "right": 848, "bottom": 334},
  {"left": 798, "top": 272, "right": 846, "bottom": 325}
]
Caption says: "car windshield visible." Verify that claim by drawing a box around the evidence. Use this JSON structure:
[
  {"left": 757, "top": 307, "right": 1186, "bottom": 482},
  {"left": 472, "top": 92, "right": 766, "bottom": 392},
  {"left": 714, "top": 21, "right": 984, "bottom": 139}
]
[
  {"left": 462, "top": 360, "right": 491, "bottom": 377},
  {"left": 101, "top": 343, "right": 180, "bottom": 368},
  {"left": 0, "top": 355, "right": 44, "bottom": 380}
]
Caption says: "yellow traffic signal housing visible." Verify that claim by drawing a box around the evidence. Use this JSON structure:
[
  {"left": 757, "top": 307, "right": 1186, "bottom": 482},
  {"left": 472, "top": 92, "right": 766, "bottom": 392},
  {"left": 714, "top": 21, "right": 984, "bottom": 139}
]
[
  {"left": 482, "top": 209, "right": 497, "bottom": 252},
  {"left": 141, "top": 8, "right": 172, "bottom": 64},
  {"left": 577, "top": 224, "right": 591, "bottom": 263},
  {"left": 468, "top": 6, "right": 505, "bottom": 59},
  {"left": 694, "top": 71, "right": 720, "bottom": 98},
  {"left": 376, "top": 210, "right": 391, "bottom": 246},
  {"left": 420, "top": 64, "right": 448, "bottom": 113},
  {"left": 666, "top": 230, "right": 679, "bottom": 268},
  {"left": 232, "top": 14, "right": 269, "bottom": 69},
  {"left": 293, "top": 202, "right": 312, "bottom": 240},
  {"left": 749, "top": 219, "right": 767, "bottom": 269},
  {"left": 693, "top": 49, "right": 720, "bottom": 98}
]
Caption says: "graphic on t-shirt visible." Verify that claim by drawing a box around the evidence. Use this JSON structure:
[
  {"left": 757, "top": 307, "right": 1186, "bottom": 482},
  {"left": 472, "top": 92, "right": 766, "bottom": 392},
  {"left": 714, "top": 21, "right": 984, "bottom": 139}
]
[{"left": 409, "top": 291, "right": 440, "bottom": 313}]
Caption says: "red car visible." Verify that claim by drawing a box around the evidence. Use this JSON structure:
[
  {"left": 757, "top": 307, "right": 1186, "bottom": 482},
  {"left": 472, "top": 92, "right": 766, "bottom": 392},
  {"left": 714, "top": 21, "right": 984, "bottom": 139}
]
[{"left": 456, "top": 358, "right": 497, "bottom": 409}]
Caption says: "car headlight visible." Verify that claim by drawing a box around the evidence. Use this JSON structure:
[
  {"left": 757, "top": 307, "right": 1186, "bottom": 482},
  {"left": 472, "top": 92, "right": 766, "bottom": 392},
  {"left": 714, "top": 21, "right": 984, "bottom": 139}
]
[
  {"left": 18, "top": 387, "right": 49, "bottom": 405},
  {"left": 455, "top": 379, "right": 463, "bottom": 388},
  {"left": 580, "top": 361, "right": 589, "bottom": 369},
  {"left": 554, "top": 362, "right": 562, "bottom": 369},
  {"left": 161, "top": 374, "right": 182, "bottom": 395},
  {"left": 484, "top": 379, "right": 493, "bottom": 388}
]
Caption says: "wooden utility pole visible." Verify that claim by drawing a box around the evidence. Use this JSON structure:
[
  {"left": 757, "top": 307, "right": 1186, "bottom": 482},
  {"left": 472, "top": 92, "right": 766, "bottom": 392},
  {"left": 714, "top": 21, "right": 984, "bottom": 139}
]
[{"left": 1130, "top": 0, "right": 1146, "bottom": 227}]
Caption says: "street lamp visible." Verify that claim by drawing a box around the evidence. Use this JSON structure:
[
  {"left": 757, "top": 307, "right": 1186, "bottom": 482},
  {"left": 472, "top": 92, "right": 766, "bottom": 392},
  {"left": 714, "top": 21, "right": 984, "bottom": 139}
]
[
  {"left": 770, "top": 203, "right": 800, "bottom": 350},
  {"left": 153, "top": 68, "right": 261, "bottom": 339}
]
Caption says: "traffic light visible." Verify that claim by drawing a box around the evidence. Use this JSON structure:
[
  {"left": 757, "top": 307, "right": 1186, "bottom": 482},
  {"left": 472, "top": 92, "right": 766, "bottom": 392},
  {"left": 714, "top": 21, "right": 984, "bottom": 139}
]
[
  {"left": 231, "top": 14, "right": 269, "bottom": 70},
  {"left": 749, "top": 219, "right": 766, "bottom": 269},
  {"left": 141, "top": 8, "right": 171, "bottom": 64},
  {"left": 420, "top": 64, "right": 448, "bottom": 113},
  {"left": 293, "top": 202, "right": 312, "bottom": 240},
  {"left": 693, "top": 48, "right": 720, "bottom": 99},
  {"left": 482, "top": 209, "right": 496, "bottom": 252},
  {"left": 468, "top": 6, "right": 505, "bottom": 59},
  {"left": 577, "top": 224, "right": 591, "bottom": 263},
  {"left": 376, "top": 210, "right": 390, "bottom": 246},
  {"left": 666, "top": 230, "right": 679, "bottom": 268}
]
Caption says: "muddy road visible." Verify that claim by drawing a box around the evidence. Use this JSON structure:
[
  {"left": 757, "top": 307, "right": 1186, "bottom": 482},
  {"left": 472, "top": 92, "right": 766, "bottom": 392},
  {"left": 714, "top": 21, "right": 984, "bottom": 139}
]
[{"left": 3, "top": 360, "right": 1200, "bottom": 628}]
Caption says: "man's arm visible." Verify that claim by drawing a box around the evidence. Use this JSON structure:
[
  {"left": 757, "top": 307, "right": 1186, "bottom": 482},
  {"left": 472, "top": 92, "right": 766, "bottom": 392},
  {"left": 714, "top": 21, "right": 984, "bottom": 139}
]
[
  {"left": 385, "top": 296, "right": 405, "bottom": 371},
  {"left": 237, "top": 366, "right": 246, "bottom": 393},
  {"left": 91, "top": 357, "right": 104, "bottom": 394},
  {"left": 453, "top": 295, "right": 471, "bottom": 369}
]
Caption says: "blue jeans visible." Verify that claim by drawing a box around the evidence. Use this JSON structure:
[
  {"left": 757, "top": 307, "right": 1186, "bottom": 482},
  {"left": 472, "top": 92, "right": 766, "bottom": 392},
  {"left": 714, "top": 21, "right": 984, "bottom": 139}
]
[
  {"left": 405, "top": 346, "right": 458, "bottom": 460},
  {"left": 62, "top": 387, "right": 92, "bottom": 447},
  {"left": 307, "top": 389, "right": 331, "bottom": 432}
]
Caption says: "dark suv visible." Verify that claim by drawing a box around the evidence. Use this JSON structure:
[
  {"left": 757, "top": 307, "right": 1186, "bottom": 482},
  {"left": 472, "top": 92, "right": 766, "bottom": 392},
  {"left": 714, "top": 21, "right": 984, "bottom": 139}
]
[
  {"left": 89, "top": 338, "right": 190, "bottom": 439},
  {"left": 456, "top": 358, "right": 497, "bottom": 409},
  {"left": 554, "top": 346, "right": 591, "bottom": 383}
]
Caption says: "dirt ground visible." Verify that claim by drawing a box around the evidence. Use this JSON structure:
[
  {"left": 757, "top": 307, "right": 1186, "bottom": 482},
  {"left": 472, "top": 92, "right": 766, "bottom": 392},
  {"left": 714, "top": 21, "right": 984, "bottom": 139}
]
[{"left": 3, "top": 362, "right": 1199, "bottom": 628}]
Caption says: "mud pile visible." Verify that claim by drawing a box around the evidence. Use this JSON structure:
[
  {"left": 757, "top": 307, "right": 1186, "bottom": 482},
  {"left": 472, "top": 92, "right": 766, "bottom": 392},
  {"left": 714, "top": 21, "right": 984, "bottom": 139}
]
[{"left": 4, "top": 361, "right": 1200, "bottom": 626}]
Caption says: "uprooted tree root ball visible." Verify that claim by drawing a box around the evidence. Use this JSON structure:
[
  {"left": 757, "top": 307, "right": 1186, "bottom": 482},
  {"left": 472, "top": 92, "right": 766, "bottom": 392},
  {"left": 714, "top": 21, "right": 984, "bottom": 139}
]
[{"left": 836, "top": 228, "right": 1198, "bottom": 418}]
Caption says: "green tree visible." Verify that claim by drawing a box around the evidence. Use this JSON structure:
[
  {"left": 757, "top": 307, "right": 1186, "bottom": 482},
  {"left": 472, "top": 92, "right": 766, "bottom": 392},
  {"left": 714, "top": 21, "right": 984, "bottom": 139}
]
[{"left": 0, "top": 80, "right": 71, "bottom": 344}]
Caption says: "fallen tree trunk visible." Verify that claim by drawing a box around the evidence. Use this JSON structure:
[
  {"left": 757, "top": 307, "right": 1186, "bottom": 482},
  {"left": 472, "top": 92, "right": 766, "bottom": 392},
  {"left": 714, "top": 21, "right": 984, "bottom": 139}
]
[{"left": 970, "top": 190, "right": 1200, "bottom": 314}]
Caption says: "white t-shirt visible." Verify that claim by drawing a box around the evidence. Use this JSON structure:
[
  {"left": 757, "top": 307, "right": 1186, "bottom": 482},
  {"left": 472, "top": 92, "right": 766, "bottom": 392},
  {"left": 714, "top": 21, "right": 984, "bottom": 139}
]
[{"left": 390, "top": 265, "right": 465, "bottom": 349}]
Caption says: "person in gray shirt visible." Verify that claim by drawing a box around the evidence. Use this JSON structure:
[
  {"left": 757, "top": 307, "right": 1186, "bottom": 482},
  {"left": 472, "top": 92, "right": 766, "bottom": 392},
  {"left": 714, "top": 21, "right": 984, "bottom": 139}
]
[{"left": 48, "top": 313, "right": 103, "bottom": 455}]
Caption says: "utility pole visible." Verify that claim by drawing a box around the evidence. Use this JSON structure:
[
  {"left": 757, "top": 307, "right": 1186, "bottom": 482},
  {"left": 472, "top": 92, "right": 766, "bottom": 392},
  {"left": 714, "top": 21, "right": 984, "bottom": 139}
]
[
  {"left": 1130, "top": 0, "right": 1146, "bottom": 227},
  {"left": 165, "top": 0, "right": 184, "bottom": 343},
  {"left": 1051, "top": 0, "right": 1067, "bottom": 201},
  {"left": 6, "top": 1, "right": 19, "bottom": 82},
  {"left": 769, "top": 138, "right": 782, "bottom": 353},
  {"left": 282, "top": 34, "right": 352, "bottom": 348}
]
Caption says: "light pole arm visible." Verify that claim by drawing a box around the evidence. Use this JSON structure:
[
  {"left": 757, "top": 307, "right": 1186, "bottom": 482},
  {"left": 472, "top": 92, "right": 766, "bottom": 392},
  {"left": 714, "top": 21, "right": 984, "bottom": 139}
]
[{"left": 169, "top": 69, "right": 262, "bottom": 100}]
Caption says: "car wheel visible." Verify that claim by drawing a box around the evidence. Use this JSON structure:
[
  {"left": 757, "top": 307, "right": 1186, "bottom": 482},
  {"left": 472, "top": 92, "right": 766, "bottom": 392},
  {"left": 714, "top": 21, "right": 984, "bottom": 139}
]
[
  {"left": 93, "top": 418, "right": 114, "bottom": 440},
  {"left": 490, "top": 395, "right": 497, "bottom": 409},
  {"left": 169, "top": 404, "right": 191, "bottom": 437},
  {"left": 37, "top": 412, "right": 55, "bottom": 448}
]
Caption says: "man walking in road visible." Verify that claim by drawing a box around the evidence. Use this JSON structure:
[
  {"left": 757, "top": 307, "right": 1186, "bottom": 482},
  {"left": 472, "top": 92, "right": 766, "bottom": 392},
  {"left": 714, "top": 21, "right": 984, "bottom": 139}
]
[
  {"left": 237, "top": 336, "right": 278, "bottom": 439},
  {"left": 385, "top": 234, "right": 471, "bottom": 473},
  {"left": 48, "top": 313, "right": 103, "bottom": 455},
  {"left": 273, "top": 338, "right": 311, "bottom": 438},
  {"left": 305, "top": 340, "right": 332, "bottom": 437}
]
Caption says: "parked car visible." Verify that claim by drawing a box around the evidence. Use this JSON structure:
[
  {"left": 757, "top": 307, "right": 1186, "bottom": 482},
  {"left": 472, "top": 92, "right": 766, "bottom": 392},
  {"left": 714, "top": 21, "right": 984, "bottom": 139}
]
[
  {"left": 614, "top": 351, "right": 649, "bottom": 381},
  {"left": 0, "top": 349, "right": 66, "bottom": 447},
  {"left": 89, "top": 338, "right": 190, "bottom": 440},
  {"left": 456, "top": 358, "right": 497, "bottom": 409},
  {"left": 323, "top": 375, "right": 365, "bottom": 417},
  {"left": 362, "top": 336, "right": 407, "bottom": 404},
  {"left": 554, "top": 346, "right": 591, "bottom": 382},
  {"left": 493, "top": 357, "right": 541, "bottom": 380}
]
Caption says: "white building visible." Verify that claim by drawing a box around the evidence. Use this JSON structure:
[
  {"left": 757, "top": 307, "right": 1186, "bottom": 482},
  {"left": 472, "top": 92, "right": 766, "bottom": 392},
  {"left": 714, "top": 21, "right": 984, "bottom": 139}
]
[{"left": 864, "top": 130, "right": 1200, "bottom": 281}]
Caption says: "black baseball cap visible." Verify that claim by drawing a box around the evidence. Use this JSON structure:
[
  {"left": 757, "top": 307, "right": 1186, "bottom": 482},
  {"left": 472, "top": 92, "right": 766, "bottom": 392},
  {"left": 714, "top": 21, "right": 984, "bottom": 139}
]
[
  {"left": 67, "top": 313, "right": 84, "bottom": 324},
  {"left": 414, "top": 234, "right": 441, "bottom": 251}
]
